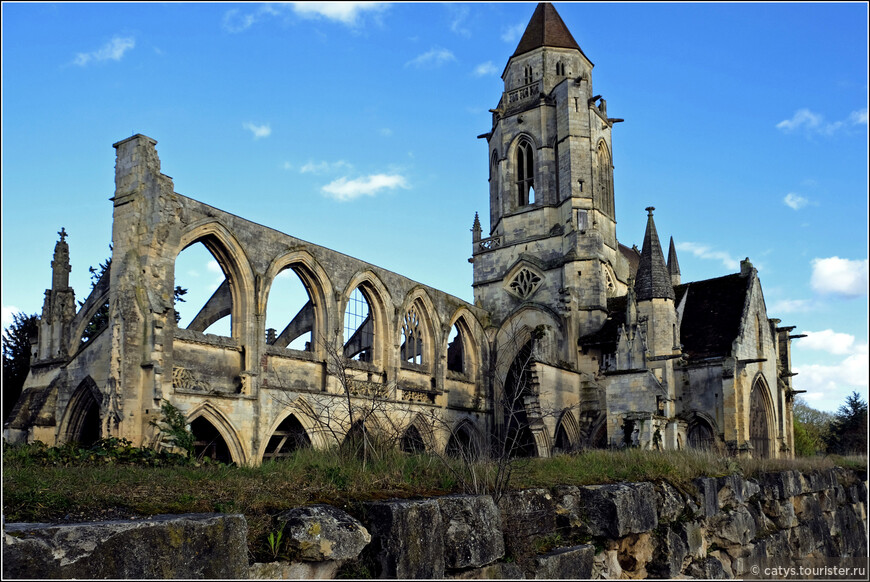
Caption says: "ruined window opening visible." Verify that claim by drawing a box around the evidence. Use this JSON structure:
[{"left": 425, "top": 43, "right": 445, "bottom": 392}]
[
  {"left": 174, "top": 242, "right": 232, "bottom": 337},
  {"left": 504, "top": 340, "right": 537, "bottom": 458},
  {"left": 263, "top": 415, "right": 311, "bottom": 461},
  {"left": 64, "top": 382, "right": 101, "bottom": 447},
  {"left": 596, "top": 143, "right": 614, "bottom": 219},
  {"left": 80, "top": 299, "right": 110, "bottom": 346},
  {"left": 749, "top": 382, "right": 771, "bottom": 459},
  {"left": 446, "top": 324, "right": 466, "bottom": 374},
  {"left": 343, "top": 287, "right": 373, "bottom": 362},
  {"left": 554, "top": 423, "right": 572, "bottom": 454},
  {"left": 446, "top": 424, "right": 478, "bottom": 460},
  {"left": 516, "top": 140, "right": 535, "bottom": 207},
  {"left": 191, "top": 417, "right": 232, "bottom": 464},
  {"left": 401, "top": 305, "right": 424, "bottom": 366},
  {"left": 400, "top": 425, "right": 426, "bottom": 454},
  {"left": 265, "top": 267, "right": 314, "bottom": 351}
]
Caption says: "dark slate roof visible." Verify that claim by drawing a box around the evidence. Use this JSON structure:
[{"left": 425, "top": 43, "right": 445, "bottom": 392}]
[
  {"left": 619, "top": 243, "right": 641, "bottom": 280},
  {"left": 578, "top": 295, "right": 627, "bottom": 351},
  {"left": 667, "top": 236, "right": 681, "bottom": 277},
  {"left": 634, "top": 209, "right": 675, "bottom": 301},
  {"left": 676, "top": 273, "right": 750, "bottom": 360},
  {"left": 512, "top": 3, "right": 589, "bottom": 60}
]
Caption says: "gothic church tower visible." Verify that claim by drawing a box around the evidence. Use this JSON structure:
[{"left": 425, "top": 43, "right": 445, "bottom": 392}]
[{"left": 473, "top": 3, "right": 628, "bottom": 353}]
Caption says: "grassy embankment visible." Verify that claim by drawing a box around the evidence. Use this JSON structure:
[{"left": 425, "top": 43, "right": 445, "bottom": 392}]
[{"left": 3, "top": 439, "right": 865, "bottom": 562}]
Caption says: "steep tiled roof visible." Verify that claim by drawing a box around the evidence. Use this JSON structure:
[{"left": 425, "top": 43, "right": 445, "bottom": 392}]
[
  {"left": 512, "top": 3, "right": 588, "bottom": 60},
  {"left": 634, "top": 208, "right": 675, "bottom": 301},
  {"left": 676, "top": 273, "right": 750, "bottom": 360}
]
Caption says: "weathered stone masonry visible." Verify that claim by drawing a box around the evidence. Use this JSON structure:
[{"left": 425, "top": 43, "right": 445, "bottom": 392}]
[{"left": 6, "top": 3, "right": 799, "bottom": 462}]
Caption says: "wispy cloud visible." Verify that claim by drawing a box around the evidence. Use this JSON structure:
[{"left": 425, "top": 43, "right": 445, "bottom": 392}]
[
  {"left": 2, "top": 305, "right": 21, "bottom": 329},
  {"left": 321, "top": 173, "right": 408, "bottom": 201},
  {"left": 776, "top": 107, "right": 868, "bottom": 136},
  {"left": 74, "top": 36, "right": 135, "bottom": 66},
  {"left": 676, "top": 242, "right": 740, "bottom": 271},
  {"left": 473, "top": 61, "right": 498, "bottom": 77},
  {"left": 223, "top": 2, "right": 388, "bottom": 32},
  {"left": 810, "top": 257, "right": 868, "bottom": 297},
  {"left": 300, "top": 160, "right": 352, "bottom": 175},
  {"left": 243, "top": 122, "right": 271, "bottom": 139},
  {"left": 501, "top": 22, "right": 525, "bottom": 44},
  {"left": 405, "top": 47, "right": 455, "bottom": 69},
  {"left": 783, "top": 192, "right": 810, "bottom": 210},
  {"left": 800, "top": 329, "right": 860, "bottom": 356},
  {"left": 768, "top": 298, "right": 814, "bottom": 314}
]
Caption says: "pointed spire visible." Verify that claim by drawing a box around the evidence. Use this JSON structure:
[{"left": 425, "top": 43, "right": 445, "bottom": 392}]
[
  {"left": 634, "top": 207, "right": 675, "bottom": 301},
  {"left": 667, "top": 236, "right": 681, "bottom": 286},
  {"left": 512, "top": 3, "right": 588, "bottom": 60},
  {"left": 471, "top": 212, "right": 482, "bottom": 242},
  {"left": 51, "top": 227, "right": 71, "bottom": 290}
]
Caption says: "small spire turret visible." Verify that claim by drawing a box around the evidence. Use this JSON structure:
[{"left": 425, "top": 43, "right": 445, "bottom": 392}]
[
  {"left": 634, "top": 208, "right": 674, "bottom": 301},
  {"left": 667, "top": 236, "right": 681, "bottom": 287}
]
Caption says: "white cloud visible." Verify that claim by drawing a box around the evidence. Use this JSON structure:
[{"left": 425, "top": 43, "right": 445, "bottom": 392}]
[
  {"left": 783, "top": 192, "right": 809, "bottom": 210},
  {"left": 473, "top": 61, "right": 498, "bottom": 77},
  {"left": 290, "top": 2, "right": 388, "bottom": 26},
  {"left": 799, "top": 329, "right": 858, "bottom": 355},
  {"left": 74, "top": 36, "right": 135, "bottom": 66},
  {"left": 777, "top": 107, "right": 867, "bottom": 136},
  {"left": 810, "top": 257, "right": 868, "bottom": 297},
  {"left": 243, "top": 122, "right": 271, "bottom": 139},
  {"left": 300, "top": 160, "right": 352, "bottom": 174},
  {"left": 448, "top": 5, "right": 471, "bottom": 37},
  {"left": 321, "top": 173, "right": 408, "bottom": 201},
  {"left": 676, "top": 242, "right": 740, "bottom": 271},
  {"left": 793, "top": 351, "right": 869, "bottom": 400},
  {"left": 768, "top": 298, "right": 814, "bottom": 314},
  {"left": 501, "top": 22, "right": 526, "bottom": 44},
  {"left": 405, "top": 48, "right": 455, "bottom": 69}
]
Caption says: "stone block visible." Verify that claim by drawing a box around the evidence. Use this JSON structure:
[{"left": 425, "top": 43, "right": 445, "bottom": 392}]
[
  {"left": 361, "top": 499, "right": 444, "bottom": 579},
  {"left": 686, "top": 556, "right": 728, "bottom": 579},
  {"left": 499, "top": 488, "right": 558, "bottom": 560},
  {"left": 248, "top": 560, "right": 339, "bottom": 579},
  {"left": 437, "top": 494, "right": 505, "bottom": 570},
  {"left": 648, "top": 525, "right": 688, "bottom": 578},
  {"left": 680, "top": 520, "right": 708, "bottom": 560},
  {"left": 2, "top": 513, "right": 248, "bottom": 579},
  {"left": 277, "top": 504, "right": 370, "bottom": 562},
  {"left": 757, "top": 470, "right": 803, "bottom": 500},
  {"left": 694, "top": 476, "right": 719, "bottom": 517},
  {"left": 801, "top": 469, "right": 839, "bottom": 494},
  {"left": 531, "top": 544, "right": 594, "bottom": 579},
  {"left": 834, "top": 503, "right": 868, "bottom": 557},
  {"left": 710, "top": 506, "right": 757, "bottom": 547},
  {"left": 654, "top": 481, "right": 686, "bottom": 522},
  {"left": 560, "top": 482, "right": 658, "bottom": 538},
  {"left": 448, "top": 561, "right": 524, "bottom": 579},
  {"left": 760, "top": 497, "right": 797, "bottom": 529}
]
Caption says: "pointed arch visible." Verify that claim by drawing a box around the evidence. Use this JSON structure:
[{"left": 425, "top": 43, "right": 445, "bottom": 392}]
[
  {"left": 445, "top": 419, "right": 483, "bottom": 460},
  {"left": 596, "top": 140, "right": 615, "bottom": 219},
  {"left": 59, "top": 377, "right": 102, "bottom": 446},
  {"left": 262, "top": 250, "right": 335, "bottom": 356},
  {"left": 175, "top": 220, "right": 256, "bottom": 341},
  {"left": 445, "top": 309, "right": 486, "bottom": 381},
  {"left": 340, "top": 271, "right": 393, "bottom": 367},
  {"left": 683, "top": 410, "right": 719, "bottom": 451},
  {"left": 515, "top": 137, "right": 536, "bottom": 207},
  {"left": 749, "top": 376, "right": 775, "bottom": 459},
  {"left": 261, "top": 414, "right": 311, "bottom": 461},
  {"left": 553, "top": 409, "right": 580, "bottom": 454},
  {"left": 186, "top": 402, "right": 247, "bottom": 465},
  {"left": 398, "top": 288, "right": 439, "bottom": 370}
]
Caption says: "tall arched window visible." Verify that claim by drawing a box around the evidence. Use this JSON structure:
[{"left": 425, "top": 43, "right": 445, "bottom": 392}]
[
  {"left": 750, "top": 380, "right": 772, "bottom": 459},
  {"left": 401, "top": 304, "right": 424, "bottom": 366},
  {"left": 597, "top": 143, "right": 614, "bottom": 218},
  {"left": 523, "top": 64, "right": 533, "bottom": 85},
  {"left": 516, "top": 140, "right": 535, "bottom": 207},
  {"left": 344, "top": 286, "right": 374, "bottom": 362}
]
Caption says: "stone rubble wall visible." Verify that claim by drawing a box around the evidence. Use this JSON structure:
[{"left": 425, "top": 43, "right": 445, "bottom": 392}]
[{"left": 3, "top": 467, "right": 866, "bottom": 579}]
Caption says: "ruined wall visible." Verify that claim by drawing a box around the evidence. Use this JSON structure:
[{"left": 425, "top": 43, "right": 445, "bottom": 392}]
[{"left": 4, "top": 467, "right": 866, "bottom": 579}]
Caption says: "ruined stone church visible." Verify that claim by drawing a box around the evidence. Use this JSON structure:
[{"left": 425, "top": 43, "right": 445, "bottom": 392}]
[{"left": 6, "top": 3, "right": 799, "bottom": 463}]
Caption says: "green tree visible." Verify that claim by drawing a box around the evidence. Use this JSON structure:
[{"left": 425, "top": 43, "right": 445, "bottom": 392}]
[
  {"left": 2, "top": 312, "right": 39, "bottom": 422},
  {"left": 792, "top": 397, "right": 833, "bottom": 456},
  {"left": 825, "top": 391, "right": 868, "bottom": 455}
]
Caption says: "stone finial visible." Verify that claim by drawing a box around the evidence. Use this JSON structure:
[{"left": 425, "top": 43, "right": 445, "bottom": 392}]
[
  {"left": 471, "top": 212, "right": 482, "bottom": 242},
  {"left": 740, "top": 257, "right": 754, "bottom": 277},
  {"left": 51, "top": 227, "right": 71, "bottom": 291}
]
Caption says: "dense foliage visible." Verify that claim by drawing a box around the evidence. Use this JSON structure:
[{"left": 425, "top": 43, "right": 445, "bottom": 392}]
[
  {"left": 2, "top": 311, "right": 38, "bottom": 422},
  {"left": 825, "top": 391, "right": 868, "bottom": 455}
]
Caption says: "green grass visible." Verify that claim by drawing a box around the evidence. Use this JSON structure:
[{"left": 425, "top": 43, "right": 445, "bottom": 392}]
[{"left": 3, "top": 441, "right": 865, "bottom": 562}]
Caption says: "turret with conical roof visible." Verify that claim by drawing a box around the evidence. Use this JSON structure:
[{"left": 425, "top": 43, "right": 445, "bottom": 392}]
[{"left": 635, "top": 207, "right": 675, "bottom": 301}]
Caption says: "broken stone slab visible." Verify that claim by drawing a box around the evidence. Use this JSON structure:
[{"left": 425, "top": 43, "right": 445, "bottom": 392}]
[
  {"left": 756, "top": 470, "right": 803, "bottom": 500},
  {"left": 2, "top": 513, "right": 248, "bottom": 580},
  {"left": 276, "top": 504, "right": 370, "bottom": 562},
  {"left": 530, "top": 544, "right": 594, "bottom": 579},
  {"left": 558, "top": 482, "right": 658, "bottom": 538},
  {"left": 654, "top": 481, "right": 686, "bottom": 523},
  {"left": 686, "top": 556, "right": 729, "bottom": 579},
  {"left": 361, "top": 498, "right": 444, "bottom": 579},
  {"left": 436, "top": 494, "right": 505, "bottom": 570},
  {"left": 648, "top": 525, "right": 689, "bottom": 579},
  {"left": 709, "top": 505, "right": 757, "bottom": 547},
  {"left": 694, "top": 476, "right": 720, "bottom": 518},
  {"left": 448, "top": 561, "right": 524, "bottom": 579},
  {"left": 499, "top": 488, "right": 559, "bottom": 562}
]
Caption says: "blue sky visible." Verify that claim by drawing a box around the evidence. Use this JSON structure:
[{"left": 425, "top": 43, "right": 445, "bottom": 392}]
[{"left": 2, "top": 2, "right": 867, "bottom": 412}]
